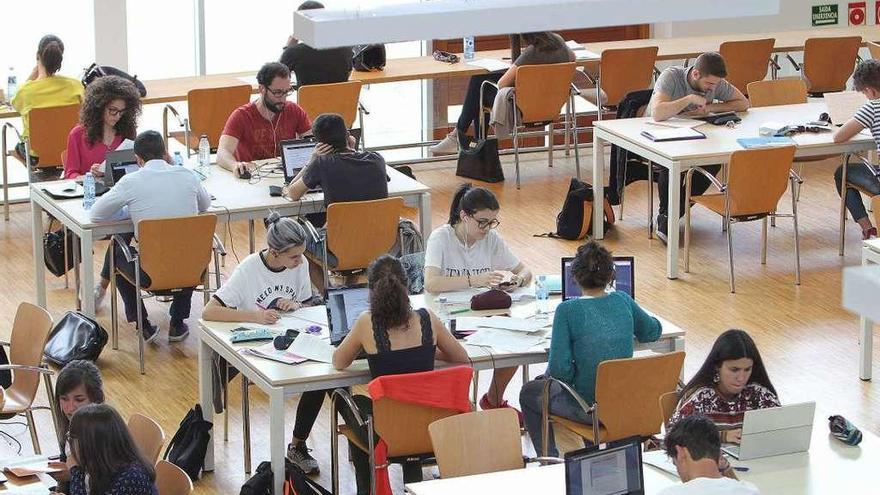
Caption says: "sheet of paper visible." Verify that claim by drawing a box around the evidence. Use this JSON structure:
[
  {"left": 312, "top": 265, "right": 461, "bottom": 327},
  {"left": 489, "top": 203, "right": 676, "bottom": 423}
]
[
  {"left": 478, "top": 316, "right": 549, "bottom": 333},
  {"left": 645, "top": 118, "right": 705, "bottom": 129},
  {"left": 289, "top": 332, "right": 335, "bottom": 363},
  {"left": 641, "top": 127, "right": 704, "bottom": 141},
  {"left": 116, "top": 138, "right": 135, "bottom": 150},
  {"left": 465, "top": 328, "right": 547, "bottom": 353},
  {"left": 466, "top": 58, "right": 511, "bottom": 72},
  {"left": 241, "top": 342, "right": 308, "bottom": 365},
  {"left": 573, "top": 49, "right": 600, "bottom": 60},
  {"left": 436, "top": 286, "right": 535, "bottom": 305},
  {"left": 285, "top": 305, "right": 329, "bottom": 326},
  {"left": 642, "top": 449, "right": 678, "bottom": 476},
  {"left": 565, "top": 40, "right": 583, "bottom": 50},
  {"left": 824, "top": 90, "right": 868, "bottom": 125}
]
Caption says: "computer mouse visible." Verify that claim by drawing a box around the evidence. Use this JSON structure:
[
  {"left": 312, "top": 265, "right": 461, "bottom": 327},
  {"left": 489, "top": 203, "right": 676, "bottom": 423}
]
[
  {"left": 63, "top": 185, "right": 76, "bottom": 192},
  {"left": 239, "top": 168, "right": 252, "bottom": 180}
]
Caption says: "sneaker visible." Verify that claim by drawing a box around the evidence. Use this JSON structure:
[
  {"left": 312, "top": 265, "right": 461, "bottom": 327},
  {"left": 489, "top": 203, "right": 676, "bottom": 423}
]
[
  {"left": 655, "top": 214, "right": 668, "bottom": 245},
  {"left": 168, "top": 321, "right": 190, "bottom": 342},
  {"left": 828, "top": 415, "right": 863, "bottom": 446},
  {"left": 862, "top": 227, "right": 877, "bottom": 240},
  {"left": 479, "top": 393, "right": 523, "bottom": 426},
  {"left": 141, "top": 321, "right": 159, "bottom": 345},
  {"left": 93, "top": 283, "right": 107, "bottom": 309},
  {"left": 287, "top": 442, "right": 320, "bottom": 474},
  {"left": 430, "top": 129, "right": 460, "bottom": 155}
]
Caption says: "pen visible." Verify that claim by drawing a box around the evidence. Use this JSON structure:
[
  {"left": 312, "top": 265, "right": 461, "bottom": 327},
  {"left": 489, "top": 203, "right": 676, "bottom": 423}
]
[
  {"left": 733, "top": 466, "right": 749, "bottom": 472},
  {"left": 450, "top": 308, "right": 470, "bottom": 315}
]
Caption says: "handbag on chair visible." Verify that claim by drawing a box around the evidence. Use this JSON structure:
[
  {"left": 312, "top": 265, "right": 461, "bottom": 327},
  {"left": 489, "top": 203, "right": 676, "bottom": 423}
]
[
  {"left": 43, "top": 311, "right": 108, "bottom": 366},
  {"left": 455, "top": 134, "right": 504, "bottom": 183}
]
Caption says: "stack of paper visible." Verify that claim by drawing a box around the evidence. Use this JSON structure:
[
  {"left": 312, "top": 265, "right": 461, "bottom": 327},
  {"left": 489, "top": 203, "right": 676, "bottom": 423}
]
[
  {"left": 284, "top": 305, "right": 328, "bottom": 326},
  {"left": 459, "top": 316, "right": 549, "bottom": 333},
  {"left": 465, "top": 328, "right": 547, "bottom": 353},
  {"left": 641, "top": 127, "right": 705, "bottom": 142},
  {"left": 241, "top": 342, "right": 307, "bottom": 365},
  {"left": 289, "top": 333, "right": 335, "bottom": 363},
  {"left": 645, "top": 118, "right": 705, "bottom": 129},
  {"left": 466, "top": 59, "right": 510, "bottom": 72},
  {"left": 573, "top": 49, "right": 600, "bottom": 60}
]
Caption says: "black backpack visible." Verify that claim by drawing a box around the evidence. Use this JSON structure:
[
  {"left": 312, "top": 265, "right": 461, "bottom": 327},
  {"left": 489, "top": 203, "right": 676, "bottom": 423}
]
[
  {"left": 240, "top": 461, "right": 272, "bottom": 495},
  {"left": 608, "top": 89, "right": 654, "bottom": 205},
  {"left": 164, "top": 404, "right": 213, "bottom": 481},
  {"left": 82, "top": 63, "right": 147, "bottom": 97},
  {"left": 536, "top": 178, "right": 615, "bottom": 240},
  {"left": 352, "top": 44, "right": 386, "bottom": 71}
]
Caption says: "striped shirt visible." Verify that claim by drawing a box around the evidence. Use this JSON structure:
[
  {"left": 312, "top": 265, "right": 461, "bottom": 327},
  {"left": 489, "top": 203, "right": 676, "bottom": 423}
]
[{"left": 853, "top": 99, "right": 880, "bottom": 151}]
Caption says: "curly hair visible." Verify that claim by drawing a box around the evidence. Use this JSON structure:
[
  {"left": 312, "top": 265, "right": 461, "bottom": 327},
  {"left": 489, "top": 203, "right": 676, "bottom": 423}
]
[
  {"left": 570, "top": 239, "right": 615, "bottom": 290},
  {"left": 368, "top": 255, "right": 412, "bottom": 332},
  {"left": 80, "top": 75, "right": 142, "bottom": 146}
]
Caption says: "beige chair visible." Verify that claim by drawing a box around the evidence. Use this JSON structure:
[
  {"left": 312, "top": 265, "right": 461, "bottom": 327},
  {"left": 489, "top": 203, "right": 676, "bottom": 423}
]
[
  {"left": 684, "top": 146, "right": 800, "bottom": 293},
  {"left": 790, "top": 37, "right": 862, "bottom": 95},
  {"left": 540, "top": 351, "right": 685, "bottom": 455},
  {"left": 297, "top": 81, "right": 366, "bottom": 146},
  {"left": 110, "top": 214, "right": 224, "bottom": 373},
  {"left": 155, "top": 459, "right": 193, "bottom": 495},
  {"left": 428, "top": 409, "right": 523, "bottom": 479},
  {"left": 127, "top": 413, "right": 165, "bottom": 464},
  {"left": 595, "top": 46, "right": 659, "bottom": 110},
  {"left": 0, "top": 303, "right": 56, "bottom": 454},
  {"left": 719, "top": 39, "right": 775, "bottom": 95},
  {"left": 838, "top": 154, "right": 880, "bottom": 254},
  {"left": 869, "top": 41, "right": 880, "bottom": 61},
  {"left": 162, "top": 85, "right": 251, "bottom": 156},
  {"left": 873, "top": 195, "right": 880, "bottom": 227},
  {"left": 659, "top": 391, "right": 679, "bottom": 429}
]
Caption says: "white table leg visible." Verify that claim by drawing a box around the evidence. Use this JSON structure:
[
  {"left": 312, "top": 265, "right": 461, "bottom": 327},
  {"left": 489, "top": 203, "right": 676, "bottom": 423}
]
[
  {"left": 860, "top": 317, "right": 873, "bottom": 381},
  {"left": 79, "top": 229, "right": 95, "bottom": 317},
  {"left": 269, "top": 387, "right": 286, "bottom": 495},
  {"left": 418, "top": 192, "right": 431, "bottom": 234},
  {"left": 198, "top": 335, "right": 215, "bottom": 471},
  {"left": 666, "top": 162, "right": 682, "bottom": 279},
  {"left": 592, "top": 134, "right": 605, "bottom": 239},
  {"left": 31, "top": 200, "right": 46, "bottom": 309}
]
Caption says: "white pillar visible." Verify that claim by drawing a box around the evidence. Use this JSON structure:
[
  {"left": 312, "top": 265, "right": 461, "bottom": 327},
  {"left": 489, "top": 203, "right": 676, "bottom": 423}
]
[
  {"left": 93, "top": 0, "right": 129, "bottom": 70},
  {"left": 193, "top": 0, "right": 207, "bottom": 75}
]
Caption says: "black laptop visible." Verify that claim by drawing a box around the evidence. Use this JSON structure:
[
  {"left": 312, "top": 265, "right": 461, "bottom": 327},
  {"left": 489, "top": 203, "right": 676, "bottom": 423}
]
[
  {"left": 326, "top": 285, "right": 370, "bottom": 346},
  {"left": 562, "top": 256, "right": 635, "bottom": 300},
  {"left": 103, "top": 148, "right": 139, "bottom": 186},
  {"left": 280, "top": 138, "right": 317, "bottom": 183},
  {"left": 565, "top": 436, "right": 645, "bottom": 495}
]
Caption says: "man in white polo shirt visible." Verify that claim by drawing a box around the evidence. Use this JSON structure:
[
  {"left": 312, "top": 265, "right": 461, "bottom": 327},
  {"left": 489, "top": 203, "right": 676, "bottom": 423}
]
[{"left": 90, "top": 130, "right": 212, "bottom": 343}]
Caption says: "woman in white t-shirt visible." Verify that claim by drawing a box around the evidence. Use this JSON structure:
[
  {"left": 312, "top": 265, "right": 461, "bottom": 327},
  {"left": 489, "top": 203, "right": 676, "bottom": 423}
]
[
  {"left": 202, "top": 213, "right": 325, "bottom": 474},
  {"left": 424, "top": 183, "right": 533, "bottom": 419}
]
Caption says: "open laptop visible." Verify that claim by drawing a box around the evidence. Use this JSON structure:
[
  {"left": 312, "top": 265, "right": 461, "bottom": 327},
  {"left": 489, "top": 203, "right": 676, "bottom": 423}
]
[
  {"left": 103, "top": 148, "right": 139, "bottom": 186},
  {"left": 562, "top": 256, "right": 635, "bottom": 300},
  {"left": 824, "top": 91, "right": 868, "bottom": 126},
  {"left": 721, "top": 401, "right": 815, "bottom": 461},
  {"left": 280, "top": 138, "right": 317, "bottom": 183},
  {"left": 565, "top": 436, "right": 645, "bottom": 495},
  {"left": 326, "top": 285, "right": 370, "bottom": 346}
]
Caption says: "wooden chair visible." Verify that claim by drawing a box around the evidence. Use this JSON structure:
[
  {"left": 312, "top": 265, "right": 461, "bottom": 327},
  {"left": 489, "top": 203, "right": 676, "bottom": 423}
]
[
  {"left": 595, "top": 46, "right": 659, "bottom": 110},
  {"left": 684, "top": 146, "right": 800, "bottom": 293},
  {"left": 659, "top": 391, "right": 679, "bottom": 429},
  {"left": 127, "top": 413, "right": 165, "bottom": 464},
  {"left": 793, "top": 37, "right": 862, "bottom": 95},
  {"left": 873, "top": 195, "right": 880, "bottom": 228},
  {"left": 297, "top": 81, "right": 365, "bottom": 145},
  {"left": 540, "top": 351, "right": 685, "bottom": 455},
  {"left": 155, "top": 459, "right": 193, "bottom": 495},
  {"left": 330, "top": 367, "right": 474, "bottom": 495},
  {"left": 428, "top": 409, "right": 523, "bottom": 479},
  {"left": 869, "top": 41, "right": 880, "bottom": 61},
  {"left": 109, "top": 214, "right": 224, "bottom": 373},
  {"left": 0, "top": 303, "right": 56, "bottom": 454},
  {"left": 839, "top": 154, "right": 880, "bottom": 254},
  {"left": 162, "top": 85, "right": 251, "bottom": 156},
  {"left": 481, "top": 62, "right": 580, "bottom": 189},
  {"left": 719, "top": 39, "right": 775, "bottom": 96}
]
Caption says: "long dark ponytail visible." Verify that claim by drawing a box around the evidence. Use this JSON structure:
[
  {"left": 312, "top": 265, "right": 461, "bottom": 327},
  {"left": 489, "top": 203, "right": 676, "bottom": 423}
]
[
  {"left": 37, "top": 34, "right": 64, "bottom": 75},
  {"left": 368, "top": 255, "right": 412, "bottom": 332},
  {"left": 447, "top": 183, "right": 500, "bottom": 226}
]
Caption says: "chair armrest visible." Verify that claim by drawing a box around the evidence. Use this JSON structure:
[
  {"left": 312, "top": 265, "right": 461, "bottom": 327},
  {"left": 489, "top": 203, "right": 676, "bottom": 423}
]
[
  {"left": 769, "top": 57, "right": 782, "bottom": 72},
  {"left": 569, "top": 82, "right": 582, "bottom": 97},
  {"left": 0, "top": 364, "right": 54, "bottom": 375},
  {"left": 330, "top": 388, "right": 368, "bottom": 428},
  {"left": 357, "top": 101, "right": 370, "bottom": 116},
  {"left": 299, "top": 218, "right": 323, "bottom": 244},
  {"left": 111, "top": 235, "right": 138, "bottom": 263},
  {"left": 212, "top": 234, "right": 227, "bottom": 256},
  {"left": 2, "top": 123, "right": 23, "bottom": 144},
  {"left": 528, "top": 456, "right": 564, "bottom": 466},
  {"left": 0, "top": 340, "right": 10, "bottom": 347},
  {"left": 848, "top": 153, "right": 880, "bottom": 179},
  {"left": 542, "top": 376, "right": 595, "bottom": 416},
  {"left": 789, "top": 168, "right": 804, "bottom": 184},
  {"left": 162, "top": 104, "right": 187, "bottom": 128},
  {"left": 785, "top": 54, "right": 801, "bottom": 72},
  {"left": 685, "top": 167, "right": 725, "bottom": 193}
]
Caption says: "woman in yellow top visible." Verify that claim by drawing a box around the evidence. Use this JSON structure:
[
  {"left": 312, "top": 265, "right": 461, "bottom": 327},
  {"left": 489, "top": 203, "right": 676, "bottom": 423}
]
[{"left": 11, "top": 34, "right": 83, "bottom": 165}]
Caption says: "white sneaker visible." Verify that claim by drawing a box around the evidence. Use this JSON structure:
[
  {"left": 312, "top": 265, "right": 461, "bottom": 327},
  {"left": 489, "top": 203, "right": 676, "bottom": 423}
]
[
  {"left": 430, "top": 129, "right": 460, "bottom": 155},
  {"left": 94, "top": 283, "right": 107, "bottom": 309}
]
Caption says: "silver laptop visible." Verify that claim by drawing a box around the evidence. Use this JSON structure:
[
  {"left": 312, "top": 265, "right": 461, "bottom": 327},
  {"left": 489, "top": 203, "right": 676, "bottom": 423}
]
[
  {"left": 722, "top": 401, "right": 815, "bottom": 461},
  {"left": 824, "top": 91, "right": 868, "bottom": 126},
  {"left": 103, "top": 149, "right": 139, "bottom": 186}
]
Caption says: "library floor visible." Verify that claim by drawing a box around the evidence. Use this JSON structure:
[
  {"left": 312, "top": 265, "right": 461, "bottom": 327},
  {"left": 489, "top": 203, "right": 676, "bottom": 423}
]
[{"left": 0, "top": 151, "right": 876, "bottom": 494}]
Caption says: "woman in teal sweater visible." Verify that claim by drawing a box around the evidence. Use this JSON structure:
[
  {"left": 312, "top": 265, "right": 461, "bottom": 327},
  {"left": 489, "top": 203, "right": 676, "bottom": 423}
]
[{"left": 520, "top": 240, "right": 662, "bottom": 456}]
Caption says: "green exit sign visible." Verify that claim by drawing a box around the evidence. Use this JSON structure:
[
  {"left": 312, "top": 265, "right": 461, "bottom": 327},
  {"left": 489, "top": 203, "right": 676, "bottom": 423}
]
[{"left": 812, "top": 4, "right": 839, "bottom": 26}]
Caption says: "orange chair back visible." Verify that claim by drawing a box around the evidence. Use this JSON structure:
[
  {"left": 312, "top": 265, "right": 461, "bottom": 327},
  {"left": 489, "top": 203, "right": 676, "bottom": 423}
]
[
  {"left": 873, "top": 195, "right": 880, "bottom": 228},
  {"left": 746, "top": 79, "right": 808, "bottom": 107},
  {"left": 428, "top": 409, "right": 523, "bottom": 478},
  {"left": 726, "top": 146, "right": 797, "bottom": 217},
  {"left": 600, "top": 47, "right": 659, "bottom": 107},
  {"left": 155, "top": 459, "right": 193, "bottom": 495},
  {"left": 138, "top": 214, "right": 217, "bottom": 291},
  {"left": 127, "top": 413, "right": 165, "bottom": 464},
  {"left": 515, "top": 62, "right": 577, "bottom": 124},
  {"left": 803, "top": 36, "right": 862, "bottom": 93},
  {"left": 27, "top": 104, "right": 80, "bottom": 168},
  {"left": 187, "top": 85, "right": 252, "bottom": 147},
  {"left": 594, "top": 351, "right": 685, "bottom": 442},
  {"left": 719, "top": 38, "right": 775, "bottom": 95},
  {"left": 7, "top": 303, "right": 53, "bottom": 406},
  {"left": 326, "top": 197, "right": 403, "bottom": 271},
  {"left": 869, "top": 41, "right": 880, "bottom": 61},
  {"left": 297, "top": 81, "right": 362, "bottom": 128}
]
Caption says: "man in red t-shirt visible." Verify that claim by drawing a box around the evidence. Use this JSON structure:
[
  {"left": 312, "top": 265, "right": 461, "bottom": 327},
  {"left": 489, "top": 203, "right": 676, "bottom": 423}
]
[{"left": 218, "top": 62, "right": 311, "bottom": 178}]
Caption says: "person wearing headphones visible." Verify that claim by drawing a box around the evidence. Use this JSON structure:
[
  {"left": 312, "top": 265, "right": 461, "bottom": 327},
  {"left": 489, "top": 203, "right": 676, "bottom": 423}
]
[{"left": 217, "top": 62, "right": 312, "bottom": 178}]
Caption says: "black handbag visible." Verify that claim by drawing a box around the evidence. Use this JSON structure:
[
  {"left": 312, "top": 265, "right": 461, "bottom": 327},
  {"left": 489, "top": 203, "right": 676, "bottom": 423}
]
[
  {"left": 352, "top": 44, "right": 386, "bottom": 71},
  {"left": 43, "top": 311, "right": 108, "bottom": 366},
  {"left": 82, "top": 63, "right": 147, "bottom": 97},
  {"left": 285, "top": 461, "right": 331, "bottom": 495},
  {"left": 240, "top": 461, "right": 273, "bottom": 495},
  {"left": 44, "top": 228, "right": 75, "bottom": 277},
  {"left": 164, "top": 404, "right": 213, "bottom": 481},
  {"left": 535, "top": 178, "right": 615, "bottom": 240},
  {"left": 455, "top": 134, "right": 504, "bottom": 183}
]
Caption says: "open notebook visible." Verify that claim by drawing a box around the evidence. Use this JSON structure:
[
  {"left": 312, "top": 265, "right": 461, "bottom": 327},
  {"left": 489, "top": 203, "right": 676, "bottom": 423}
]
[{"left": 641, "top": 127, "right": 706, "bottom": 142}]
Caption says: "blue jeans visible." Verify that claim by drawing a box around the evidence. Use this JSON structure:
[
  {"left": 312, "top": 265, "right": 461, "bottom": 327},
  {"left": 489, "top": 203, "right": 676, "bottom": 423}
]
[
  {"left": 835, "top": 162, "right": 880, "bottom": 223},
  {"left": 520, "top": 377, "right": 593, "bottom": 457}
]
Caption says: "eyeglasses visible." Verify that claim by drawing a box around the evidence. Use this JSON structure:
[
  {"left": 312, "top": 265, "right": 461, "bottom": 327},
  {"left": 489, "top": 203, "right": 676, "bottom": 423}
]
[
  {"left": 264, "top": 86, "right": 295, "bottom": 97},
  {"left": 106, "top": 106, "right": 127, "bottom": 116},
  {"left": 471, "top": 215, "right": 500, "bottom": 230}
]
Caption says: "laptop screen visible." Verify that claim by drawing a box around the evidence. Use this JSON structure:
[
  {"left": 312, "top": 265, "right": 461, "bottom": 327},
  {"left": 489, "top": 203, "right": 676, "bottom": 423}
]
[
  {"left": 565, "top": 437, "right": 644, "bottom": 495},
  {"left": 562, "top": 256, "right": 635, "bottom": 300},
  {"left": 281, "top": 139, "right": 317, "bottom": 182},
  {"left": 327, "top": 285, "right": 370, "bottom": 346},
  {"left": 104, "top": 149, "right": 139, "bottom": 185}
]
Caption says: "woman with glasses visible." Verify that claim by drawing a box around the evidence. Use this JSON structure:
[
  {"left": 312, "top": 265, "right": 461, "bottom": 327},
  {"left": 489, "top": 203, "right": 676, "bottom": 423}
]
[
  {"left": 424, "top": 182, "right": 532, "bottom": 418},
  {"left": 519, "top": 240, "right": 661, "bottom": 457},
  {"left": 64, "top": 75, "right": 142, "bottom": 179}
]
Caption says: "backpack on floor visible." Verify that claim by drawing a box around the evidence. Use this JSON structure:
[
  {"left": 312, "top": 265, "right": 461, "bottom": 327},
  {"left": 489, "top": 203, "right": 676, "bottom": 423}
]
[
  {"left": 535, "top": 178, "right": 614, "bottom": 240},
  {"left": 285, "top": 461, "right": 331, "bottom": 495},
  {"left": 164, "top": 404, "right": 213, "bottom": 481},
  {"left": 240, "top": 461, "right": 273, "bottom": 495}
]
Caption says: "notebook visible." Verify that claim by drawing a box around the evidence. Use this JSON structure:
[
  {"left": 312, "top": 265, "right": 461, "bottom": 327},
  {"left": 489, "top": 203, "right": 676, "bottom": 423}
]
[
  {"left": 737, "top": 136, "right": 795, "bottom": 149},
  {"left": 640, "top": 127, "right": 705, "bottom": 142}
]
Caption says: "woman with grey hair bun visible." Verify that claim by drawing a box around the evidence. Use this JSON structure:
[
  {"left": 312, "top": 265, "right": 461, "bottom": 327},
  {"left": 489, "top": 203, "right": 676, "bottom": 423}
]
[{"left": 203, "top": 211, "right": 315, "bottom": 325}]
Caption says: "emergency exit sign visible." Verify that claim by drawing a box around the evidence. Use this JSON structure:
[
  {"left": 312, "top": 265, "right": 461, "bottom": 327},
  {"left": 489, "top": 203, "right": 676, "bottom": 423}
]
[{"left": 812, "top": 4, "right": 839, "bottom": 25}]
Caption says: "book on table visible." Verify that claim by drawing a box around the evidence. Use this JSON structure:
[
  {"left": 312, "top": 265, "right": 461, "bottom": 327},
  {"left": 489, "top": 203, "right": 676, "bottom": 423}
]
[
  {"left": 737, "top": 136, "right": 796, "bottom": 149},
  {"left": 640, "top": 127, "right": 706, "bottom": 142}
]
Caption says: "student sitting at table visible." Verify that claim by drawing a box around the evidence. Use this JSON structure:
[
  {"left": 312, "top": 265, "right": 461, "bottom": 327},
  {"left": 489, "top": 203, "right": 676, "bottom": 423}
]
[
  {"left": 659, "top": 415, "right": 758, "bottom": 494},
  {"left": 90, "top": 131, "right": 212, "bottom": 343},
  {"left": 283, "top": 113, "right": 388, "bottom": 287},
  {"left": 519, "top": 240, "right": 661, "bottom": 456},
  {"left": 50, "top": 360, "right": 106, "bottom": 487},
  {"left": 832, "top": 59, "right": 880, "bottom": 240},
  {"left": 281, "top": 2, "right": 353, "bottom": 87},
  {"left": 333, "top": 255, "right": 470, "bottom": 495},
  {"left": 424, "top": 183, "right": 532, "bottom": 418},
  {"left": 217, "top": 62, "right": 311, "bottom": 178},
  {"left": 66, "top": 404, "right": 158, "bottom": 495},
  {"left": 203, "top": 213, "right": 328, "bottom": 474},
  {"left": 11, "top": 34, "right": 83, "bottom": 167},
  {"left": 647, "top": 52, "right": 750, "bottom": 243},
  {"left": 670, "top": 329, "right": 780, "bottom": 444}
]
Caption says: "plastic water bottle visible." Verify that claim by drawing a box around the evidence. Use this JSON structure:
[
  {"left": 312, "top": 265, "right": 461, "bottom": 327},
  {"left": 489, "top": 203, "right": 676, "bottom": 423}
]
[
  {"left": 197, "top": 134, "right": 210, "bottom": 178},
  {"left": 437, "top": 296, "right": 451, "bottom": 328},
  {"left": 7, "top": 68, "right": 17, "bottom": 102},
  {"left": 173, "top": 151, "right": 184, "bottom": 167},
  {"left": 83, "top": 172, "right": 96, "bottom": 210},
  {"left": 463, "top": 36, "right": 475, "bottom": 61},
  {"left": 535, "top": 275, "right": 549, "bottom": 319}
]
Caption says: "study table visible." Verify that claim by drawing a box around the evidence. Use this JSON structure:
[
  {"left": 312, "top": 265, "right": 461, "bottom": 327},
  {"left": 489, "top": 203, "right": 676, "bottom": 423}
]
[
  {"left": 592, "top": 102, "right": 876, "bottom": 279},
  {"left": 196, "top": 293, "right": 685, "bottom": 494},
  {"left": 28, "top": 164, "right": 430, "bottom": 319}
]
